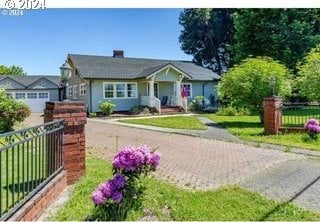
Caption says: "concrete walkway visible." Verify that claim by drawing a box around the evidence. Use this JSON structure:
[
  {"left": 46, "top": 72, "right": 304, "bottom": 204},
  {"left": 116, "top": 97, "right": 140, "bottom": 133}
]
[
  {"left": 197, "top": 116, "right": 239, "bottom": 142},
  {"left": 242, "top": 159, "right": 320, "bottom": 212}
]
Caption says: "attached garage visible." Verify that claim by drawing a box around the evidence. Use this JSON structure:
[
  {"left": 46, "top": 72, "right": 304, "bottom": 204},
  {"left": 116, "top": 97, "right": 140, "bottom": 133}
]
[{"left": 0, "top": 75, "right": 61, "bottom": 113}]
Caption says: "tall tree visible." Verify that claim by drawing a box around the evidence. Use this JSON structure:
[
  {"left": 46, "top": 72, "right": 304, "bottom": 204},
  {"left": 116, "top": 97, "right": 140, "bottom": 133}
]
[
  {"left": 231, "top": 9, "right": 320, "bottom": 71},
  {"left": 296, "top": 45, "right": 320, "bottom": 102},
  {"left": 179, "top": 9, "right": 234, "bottom": 74},
  {"left": 0, "top": 64, "right": 26, "bottom": 75}
]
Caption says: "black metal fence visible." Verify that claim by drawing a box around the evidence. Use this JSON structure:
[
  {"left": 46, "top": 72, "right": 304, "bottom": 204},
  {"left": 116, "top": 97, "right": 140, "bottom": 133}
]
[
  {"left": 282, "top": 102, "right": 320, "bottom": 127},
  {"left": 0, "top": 120, "right": 64, "bottom": 220}
]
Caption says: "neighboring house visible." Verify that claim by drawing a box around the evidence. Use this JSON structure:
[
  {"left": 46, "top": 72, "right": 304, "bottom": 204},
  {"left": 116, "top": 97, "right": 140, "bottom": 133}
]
[
  {"left": 0, "top": 75, "right": 61, "bottom": 112},
  {"left": 65, "top": 50, "right": 220, "bottom": 113}
]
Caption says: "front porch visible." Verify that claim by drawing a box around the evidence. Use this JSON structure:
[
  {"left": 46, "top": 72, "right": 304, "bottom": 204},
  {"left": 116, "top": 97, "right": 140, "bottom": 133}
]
[{"left": 139, "top": 64, "right": 190, "bottom": 114}]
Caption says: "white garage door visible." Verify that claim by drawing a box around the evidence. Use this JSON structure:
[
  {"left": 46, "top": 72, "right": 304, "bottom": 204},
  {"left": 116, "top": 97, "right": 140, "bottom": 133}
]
[{"left": 10, "top": 91, "right": 50, "bottom": 113}]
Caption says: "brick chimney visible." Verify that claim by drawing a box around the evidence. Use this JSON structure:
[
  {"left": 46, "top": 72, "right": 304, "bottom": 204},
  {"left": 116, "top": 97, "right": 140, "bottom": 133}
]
[{"left": 113, "top": 50, "right": 124, "bottom": 58}]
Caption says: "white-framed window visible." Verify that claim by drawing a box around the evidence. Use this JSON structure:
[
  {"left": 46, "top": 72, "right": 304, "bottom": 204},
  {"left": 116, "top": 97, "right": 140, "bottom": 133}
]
[
  {"left": 73, "top": 85, "right": 77, "bottom": 99},
  {"left": 182, "top": 83, "right": 192, "bottom": 98},
  {"left": 27, "top": 92, "right": 37, "bottom": 99},
  {"left": 127, "top": 83, "right": 137, "bottom": 98},
  {"left": 15, "top": 92, "right": 26, "bottom": 99},
  {"left": 116, "top": 83, "right": 126, "bottom": 98},
  {"left": 6, "top": 92, "right": 14, "bottom": 98},
  {"left": 68, "top": 86, "right": 73, "bottom": 97},
  {"left": 80, "top": 83, "right": 86, "bottom": 96},
  {"left": 103, "top": 82, "right": 138, "bottom": 99},
  {"left": 39, "top": 92, "right": 49, "bottom": 99},
  {"left": 104, "top": 83, "right": 114, "bottom": 98}
]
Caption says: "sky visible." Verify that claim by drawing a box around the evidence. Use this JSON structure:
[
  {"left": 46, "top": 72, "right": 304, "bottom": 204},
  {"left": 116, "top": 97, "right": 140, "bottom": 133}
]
[{"left": 0, "top": 9, "right": 193, "bottom": 75}]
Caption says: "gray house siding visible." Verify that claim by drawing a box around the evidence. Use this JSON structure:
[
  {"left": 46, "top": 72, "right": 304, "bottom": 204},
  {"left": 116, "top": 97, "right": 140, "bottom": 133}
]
[
  {"left": 4, "top": 88, "right": 59, "bottom": 101},
  {"left": 83, "top": 79, "right": 217, "bottom": 112},
  {"left": 90, "top": 79, "right": 141, "bottom": 112},
  {"left": 0, "top": 77, "right": 25, "bottom": 89},
  {"left": 67, "top": 59, "right": 91, "bottom": 111},
  {"left": 158, "top": 82, "right": 174, "bottom": 104},
  {"left": 0, "top": 77, "right": 60, "bottom": 101},
  {"left": 187, "top": 81, "right": 218, "bottom": 102}
]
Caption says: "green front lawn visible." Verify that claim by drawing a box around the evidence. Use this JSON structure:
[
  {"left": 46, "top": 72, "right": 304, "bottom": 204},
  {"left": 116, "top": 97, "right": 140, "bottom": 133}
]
[
  {"left": 53, "top": 155, "right": 320, "bottom": 221},
  {"left": 282, "top": 107, "right": 320, "bottom": 127},
  {"left": 119, "top": 116, "right": 206, "bottom": 130},
  {"left": 203, "top": 114, "right": 320, "bottom": 151},
  {"left": 0, "top": 141, "right": 49, "bottom": 216}
]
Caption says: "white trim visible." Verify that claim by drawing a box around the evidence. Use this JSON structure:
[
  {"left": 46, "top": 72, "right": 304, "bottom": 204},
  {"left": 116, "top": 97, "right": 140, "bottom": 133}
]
[
  {"left": 147, "top": 82, "right": 159, "bottom": 98},
  {"left": 146, "top": 64, "right": 192, "bottom": 80},
  {"left": 27, "top": 92, "right": 38, "bottom": 99},
  {"left": 68, "top": 86, "right": 73, "bottom": 97},
  {"left": 73, "top": 85, "right": 77, "bottom": 99},
  {"left": 7, "top": 91, "right": 50, "bottom": 100},
  {"left": 182, "top": 83, "right": 192, "bottom": 98},
  {"left": 38, "top": 92, "right": 50, "bottom": 99},
  {"left": 79, "top": 83, "right": 86, "bottom": 96},
  {"left": 103, "top": 82, "right": 138, "bottom": 99}
]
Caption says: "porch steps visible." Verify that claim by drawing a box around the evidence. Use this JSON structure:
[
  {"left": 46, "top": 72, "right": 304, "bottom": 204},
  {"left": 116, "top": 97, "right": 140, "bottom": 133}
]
[{"left": 160, "top": 106, "right": 184, "bottom": 115}]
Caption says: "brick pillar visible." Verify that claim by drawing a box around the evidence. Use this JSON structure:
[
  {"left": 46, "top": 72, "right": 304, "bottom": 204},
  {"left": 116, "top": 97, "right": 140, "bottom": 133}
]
[
  {"left": 44, "top": 101, "right": 87, "bottom": 185},
  {"left": 263, "top": 96, "right": 282, "bottom": 135}
]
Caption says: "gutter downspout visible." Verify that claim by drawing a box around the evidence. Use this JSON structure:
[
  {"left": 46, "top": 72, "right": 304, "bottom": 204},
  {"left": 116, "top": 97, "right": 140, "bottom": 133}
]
[{"left": 89, "top": 80, "right": 93, "bottom": 113}]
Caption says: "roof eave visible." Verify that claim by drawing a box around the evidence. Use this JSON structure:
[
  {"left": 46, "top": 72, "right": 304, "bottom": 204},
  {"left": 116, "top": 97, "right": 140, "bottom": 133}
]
[{"left": 145, "top": 63, "right": 193, "bottom": 80}]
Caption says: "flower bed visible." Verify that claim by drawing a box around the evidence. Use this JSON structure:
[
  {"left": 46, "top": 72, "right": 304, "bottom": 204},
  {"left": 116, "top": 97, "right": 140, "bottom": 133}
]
[
  {"left": 91, "top": 145, "right": 160, "bottom": 220},
  {"left": 304, "top": 119, "right": 320, "bottom": 140}
]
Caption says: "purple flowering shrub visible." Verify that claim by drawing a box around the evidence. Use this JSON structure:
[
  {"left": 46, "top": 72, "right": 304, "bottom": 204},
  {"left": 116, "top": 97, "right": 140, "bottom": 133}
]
[
  {"left": 304, "top": 119, "right": 320, "bottom": 140},
  {"left": 91, "top": 145, "right": 160, "bottom": 220}
]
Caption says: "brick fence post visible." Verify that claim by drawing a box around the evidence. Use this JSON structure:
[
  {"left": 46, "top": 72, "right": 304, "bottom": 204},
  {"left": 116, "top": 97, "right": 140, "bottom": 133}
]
[
  {"left": 44, "top": 101, "right": 87, "bottom": 185},
  {"left": 263, "top": 96, "right": 282, "bottom": 135}
]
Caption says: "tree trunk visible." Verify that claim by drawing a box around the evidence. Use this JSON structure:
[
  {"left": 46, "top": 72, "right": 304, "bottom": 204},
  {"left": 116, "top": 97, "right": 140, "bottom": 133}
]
[{"left": 259, "top": 111, "right": 264, "bottom": 124}]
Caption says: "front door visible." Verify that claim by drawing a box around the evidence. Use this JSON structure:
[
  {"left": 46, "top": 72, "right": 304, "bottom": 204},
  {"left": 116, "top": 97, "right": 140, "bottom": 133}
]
[{"left": 154, "top": 83, "right": 159, "bottom": 98}]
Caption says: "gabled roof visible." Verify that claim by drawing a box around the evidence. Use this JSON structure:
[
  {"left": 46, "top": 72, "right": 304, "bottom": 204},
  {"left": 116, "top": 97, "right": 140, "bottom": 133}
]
[
  {"left": 68, "top": 54, "right": 220, "bottom": 81},
  {"left": 0, "top": 75, "right": 61, "bottom": 87}
]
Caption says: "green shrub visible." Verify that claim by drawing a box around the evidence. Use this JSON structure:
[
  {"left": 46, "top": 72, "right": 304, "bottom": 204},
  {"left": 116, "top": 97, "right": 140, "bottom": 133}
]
[
  {"left": 216, "top": 106, "right": 251, "bottom": 116},
  {"left": 130, "top": 105, "right": 150, "bottom": 115},
  {"left": 99, "top": 101, "right": 116, "bottom": 116},
  {"left": 189, "top": 96, "right": 204, "bottom": 112},
  {"left": 218, "top": 57, "right": 292, "bottom": 119},
  {"left": 89, "top": 112, "right": 97, "bottom": 118},
  {"left": 0, "top": 89, "right": 31, "bottom": 133},
  {"left": 296, "top": 45, "right": 320, "bottom": 102}
]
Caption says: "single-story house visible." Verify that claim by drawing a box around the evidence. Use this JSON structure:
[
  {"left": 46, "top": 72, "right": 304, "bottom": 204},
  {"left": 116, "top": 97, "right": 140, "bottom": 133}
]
[
  {"left": 65, "top": 50, "right": 220, "bottom": 113},
  {"left": 0, "top": 75, "right": 61, "bottom": 112}
]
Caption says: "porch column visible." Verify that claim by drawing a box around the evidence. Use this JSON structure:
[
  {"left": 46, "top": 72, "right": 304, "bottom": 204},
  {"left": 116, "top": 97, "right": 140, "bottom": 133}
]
[
  {"left": 175, "top": 81, "right": 182, "bottom": 106},
  {"left": 148, "top": 80, "right": 154, "bottom": 107}
]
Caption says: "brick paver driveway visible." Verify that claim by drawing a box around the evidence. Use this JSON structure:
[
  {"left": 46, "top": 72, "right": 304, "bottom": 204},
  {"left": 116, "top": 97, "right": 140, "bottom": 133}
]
[
  {"left": 25, "top": 114, "right": 320, "bottom": 211},
  {"left": 23, "top": 114, "right": 302, "bottom": 190},
  {"left": 85, "top": 119, "right": 303, "bottom": 190}
]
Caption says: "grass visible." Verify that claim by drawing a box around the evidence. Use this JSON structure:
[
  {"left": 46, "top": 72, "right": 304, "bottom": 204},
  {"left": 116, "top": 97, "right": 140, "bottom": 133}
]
[
  {"left": 53, "top": 155, "right": 320, "bottom": 221},
  {"left": 203, "top": 114, "right": 320, "bottom": 151},
  {"left": 282, "top": 107, "right": 320, "bottom": 127},
  {"left": 119, "top": 116, "right": 206, "bottom": 130},
  {"left": 0, "top": 136, "right": 52, "bottom": 217}
]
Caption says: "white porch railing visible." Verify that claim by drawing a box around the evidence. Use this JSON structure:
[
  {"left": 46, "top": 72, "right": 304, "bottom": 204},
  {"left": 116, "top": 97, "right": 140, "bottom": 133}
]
[
  {"left": 154, "top": 97, "right": 161, "bottom": 114},
  {"left": 141, "top": 96, "right": 161, "bottom": 114},
  {"left": 182, "top": 98, "right": 188, "bottom": 112}
]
